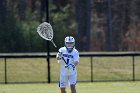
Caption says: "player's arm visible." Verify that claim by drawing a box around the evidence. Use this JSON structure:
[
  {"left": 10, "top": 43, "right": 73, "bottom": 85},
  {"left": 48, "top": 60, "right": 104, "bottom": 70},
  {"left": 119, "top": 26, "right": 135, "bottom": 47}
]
[
  {"left": 65, "top": 52, "right": 79, "bottom": 70},
  {"left": 73, "top": 51, "right": 79, "bottom": 66},
  {"left": 56, "top": 52, "right": 62, "bottom": 60},
  {"left": 72, "top": 61, "right": 78, "bottom": 66},
  {"left": 56, "top": 50, "right": 63, "bottom": 63},
  {"left": 65, "top": 61, "right": 78, "bottom": 70}
]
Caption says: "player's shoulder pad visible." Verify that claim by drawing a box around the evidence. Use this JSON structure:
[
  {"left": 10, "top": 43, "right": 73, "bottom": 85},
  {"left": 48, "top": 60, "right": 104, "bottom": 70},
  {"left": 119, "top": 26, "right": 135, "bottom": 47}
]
[
  {"left": 74, "top": 48, "right": 79, "bottom": 54},
  {"left": 59, "top": 47, "right": 66, "bottom": 52}
]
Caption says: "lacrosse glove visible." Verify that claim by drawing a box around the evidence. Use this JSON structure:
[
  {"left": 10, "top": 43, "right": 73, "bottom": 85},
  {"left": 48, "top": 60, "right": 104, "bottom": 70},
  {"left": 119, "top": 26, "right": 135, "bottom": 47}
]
[
  {"left": 65, "top": 64, "right": 75, "bottom": 70},
  {"left": 56, "top": 52, "right": 63, "bottom": 60}
]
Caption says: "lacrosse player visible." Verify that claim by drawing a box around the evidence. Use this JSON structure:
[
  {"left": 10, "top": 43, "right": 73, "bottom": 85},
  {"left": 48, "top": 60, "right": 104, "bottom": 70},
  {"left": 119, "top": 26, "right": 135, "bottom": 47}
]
[{"left": 56, "top": 36, "right": 79, "bottom": 93}]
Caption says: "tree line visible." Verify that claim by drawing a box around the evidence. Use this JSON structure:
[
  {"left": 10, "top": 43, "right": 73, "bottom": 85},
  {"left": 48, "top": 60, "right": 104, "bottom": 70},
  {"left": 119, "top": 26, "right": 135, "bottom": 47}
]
[{"left": 0, "top": 0, "right": 140, "bottom": 52}]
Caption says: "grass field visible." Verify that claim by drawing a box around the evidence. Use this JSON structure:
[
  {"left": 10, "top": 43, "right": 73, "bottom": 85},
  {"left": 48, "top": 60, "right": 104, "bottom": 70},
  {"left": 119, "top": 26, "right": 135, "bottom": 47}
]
[
  {"left": 0, "top": 82, "right": 140, "bottom": 93},
  {"left": 0, "top": 56, "right": 140, "bottom": 93},
  {"left": 0, "top": 56, "right": 140, "bottom": 83}
]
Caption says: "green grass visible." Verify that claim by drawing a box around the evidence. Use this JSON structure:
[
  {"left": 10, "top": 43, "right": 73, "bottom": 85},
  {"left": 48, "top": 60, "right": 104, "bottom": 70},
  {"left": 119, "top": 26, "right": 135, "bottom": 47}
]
[
  {"left": 0, "top": 56, "right": 140, "bottom": 83},
  {"left": 0, "top": 82, "right": 140, "bottom": 93},
  {"left": 0, "top": 56, "right": 140, "bottom": 93}
]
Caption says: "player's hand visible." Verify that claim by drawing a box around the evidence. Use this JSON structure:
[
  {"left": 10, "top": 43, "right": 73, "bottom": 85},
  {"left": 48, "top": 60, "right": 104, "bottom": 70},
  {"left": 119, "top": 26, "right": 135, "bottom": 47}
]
[
  {"left": 65, "top": 64, "right": 75, "bottom": 70},
  {"left": 57, "top": 52, "right": 63, "bottom": 60}
]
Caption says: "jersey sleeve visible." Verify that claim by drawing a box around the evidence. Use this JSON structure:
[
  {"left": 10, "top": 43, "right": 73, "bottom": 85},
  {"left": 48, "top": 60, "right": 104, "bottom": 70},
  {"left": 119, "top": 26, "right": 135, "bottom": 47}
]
[{"left": 74, "top": 50, "right": 79, "bottom": 62}]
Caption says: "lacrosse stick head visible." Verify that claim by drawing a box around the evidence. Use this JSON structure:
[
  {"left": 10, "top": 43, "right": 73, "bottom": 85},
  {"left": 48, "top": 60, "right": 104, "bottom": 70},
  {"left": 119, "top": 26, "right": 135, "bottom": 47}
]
[
  {"left": 37, "top": 22, "right": 57, "bottom": 47},
  {"left": 37, "top": 22, "right": 53, "bottom": 41}
]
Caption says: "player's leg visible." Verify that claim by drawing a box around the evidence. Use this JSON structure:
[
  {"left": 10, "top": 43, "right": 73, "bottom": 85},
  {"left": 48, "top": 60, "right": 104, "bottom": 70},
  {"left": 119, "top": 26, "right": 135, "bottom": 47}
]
[
  {"left": 69, "top": 74, "right": 77, "bottom": 93},
  {"left": 61, "top": 88, "right": 67, "bottom": 93},
  {"left": 70, "top": 84, "right": 76, "bottom": 93},
  {"left": 59, "top": 74, "right": 69, "bottom": 93}
]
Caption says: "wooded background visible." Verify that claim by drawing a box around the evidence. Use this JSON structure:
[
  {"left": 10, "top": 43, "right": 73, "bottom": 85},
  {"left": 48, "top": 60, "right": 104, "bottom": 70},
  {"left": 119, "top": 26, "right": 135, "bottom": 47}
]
[{"left": 0, "top": 0, "right": 140, "bottom": 52}]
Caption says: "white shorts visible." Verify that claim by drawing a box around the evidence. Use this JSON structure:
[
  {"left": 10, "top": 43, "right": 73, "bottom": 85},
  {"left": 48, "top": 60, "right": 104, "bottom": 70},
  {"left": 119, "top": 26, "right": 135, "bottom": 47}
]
[{"left": 58, "top": 74, "right": 77, "bottom": 88}]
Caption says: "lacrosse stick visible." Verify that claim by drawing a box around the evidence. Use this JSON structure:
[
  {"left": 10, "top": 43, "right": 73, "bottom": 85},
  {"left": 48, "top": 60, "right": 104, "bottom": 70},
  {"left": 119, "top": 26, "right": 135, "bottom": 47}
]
[
  {"left": 37, "top": 22, "right": 57, "bottom": 47},
  {"left": 37, "top": 22, "right": 67, "bottom": 64}
]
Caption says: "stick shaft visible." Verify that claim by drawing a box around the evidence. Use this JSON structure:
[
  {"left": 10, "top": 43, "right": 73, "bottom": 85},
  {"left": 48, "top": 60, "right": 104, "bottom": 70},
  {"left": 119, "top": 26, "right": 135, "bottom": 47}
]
[
  {"left": 51, "top": 40, "right": 57, "bottom": 47},
  {"left": 58, "top": 52, "right": 67, "bottom": 64}
]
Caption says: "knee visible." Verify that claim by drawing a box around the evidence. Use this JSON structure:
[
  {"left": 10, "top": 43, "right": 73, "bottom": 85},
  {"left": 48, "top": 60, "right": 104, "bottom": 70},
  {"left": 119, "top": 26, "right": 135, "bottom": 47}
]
[
  {"left": 61, "top": 88, "right": 66, "bottom": 93},
  {"left": 70, "top": 85, "right": 76, "bottom": 93},
  {"left": 70, "top": 85, "right": 76, "bottom": 89}
]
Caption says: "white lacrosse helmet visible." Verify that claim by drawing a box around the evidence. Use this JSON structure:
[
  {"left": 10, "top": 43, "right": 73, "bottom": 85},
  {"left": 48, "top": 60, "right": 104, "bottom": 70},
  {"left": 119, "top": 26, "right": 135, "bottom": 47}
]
[{"left": 65, "top": 36, "right": 75, "bottom": 53}]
